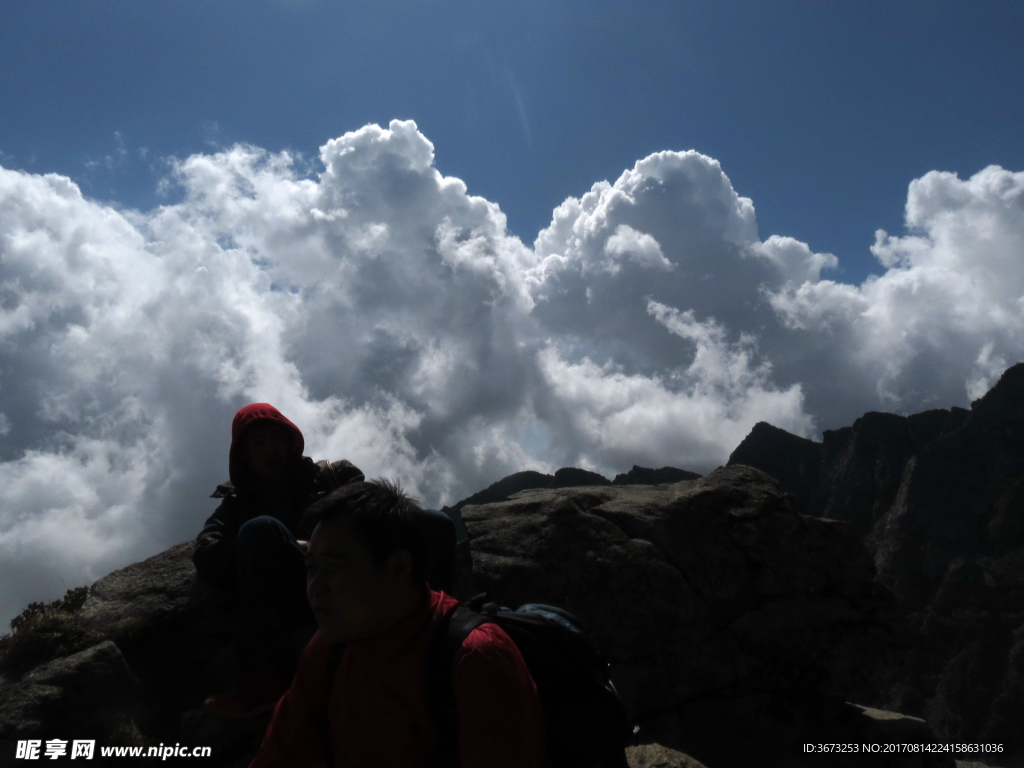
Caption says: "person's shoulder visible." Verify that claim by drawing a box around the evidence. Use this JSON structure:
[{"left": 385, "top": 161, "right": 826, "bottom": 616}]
[
  {"left": 460, "top": 621, "right": 519, "bottom": 655},
  {"left": 451, "top": 617, "right": 538, "bottom": 700},
  {"left": 429, "top": 589, "right": 460, "bottom": 620},
  {"left": 431, "top": 594, "right": 513, "bottom": 655}
]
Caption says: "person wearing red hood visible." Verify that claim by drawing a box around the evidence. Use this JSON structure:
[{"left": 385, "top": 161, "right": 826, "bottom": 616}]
[{"left": 192, "top": 403, "right": 365, "bottom": 718}]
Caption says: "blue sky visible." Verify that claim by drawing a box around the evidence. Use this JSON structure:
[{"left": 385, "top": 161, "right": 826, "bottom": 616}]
[
  {"left": 2, "top": 0, "right": 1024, "bottom": 625},
  {"left": 4, "top": 1, "right": 1021, "bottom": 285}
]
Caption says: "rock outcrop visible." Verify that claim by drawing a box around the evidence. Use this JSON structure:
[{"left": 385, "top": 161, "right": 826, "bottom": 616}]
[
  {"left": 442, "top": 464, "right": 702, "bottom": 540},
  {"left": 627, "top": 743, "right": 710, "bottom": 768},
  {"left": 460, "top": 465, "right": 951, "bottom": 768},
  {"left": 0, "top": 641, "right": 146, "bottom": 761},
  {"left": 0, "top": 543, "right": 254, "bottom": 767},
  {"left": 728, "top": 362, "right": 1024, "bottom": 764},
  {"left": 0, "top": 464, "right": 954, "bottom": 767}
]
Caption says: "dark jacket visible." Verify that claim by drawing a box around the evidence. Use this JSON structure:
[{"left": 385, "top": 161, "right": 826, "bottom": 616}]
[
  {"left": 192, "top": 457, "right": 365, "bottom": 589},
  {"left": 192, "top": 402, "right": 364, "bottom": 589}
]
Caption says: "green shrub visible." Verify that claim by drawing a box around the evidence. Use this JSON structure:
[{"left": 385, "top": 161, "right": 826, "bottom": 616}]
[{"left": 0, "top": 586, "right": 105, "bottom": 677}]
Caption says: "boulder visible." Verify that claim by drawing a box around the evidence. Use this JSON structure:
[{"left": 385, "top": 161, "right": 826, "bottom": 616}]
[
  {"left": 76, "top": 541, "right": 199, "bottom": 631},
  {"left": 0, "top": 641, "right": 145, "bottom": 768},
  {"left": 627, "top": 743, "right": 709, "bottom": 768},
  {"left": 443, "top": 469, "right": 554, "bottom": 514},
  {"left": 0, "top": 543, "right": 239, "bottom": 759},
  {"left": 460, "top": 465, "right": 943, "bottom": 767},
  {"left": 441, "top": 470, "right": 555, "bottom": 541},
  {"left": 443, "top": 465, "right": 700, "bottom": 541},
  {"left": 78, "top": 543, "right": 237, "bottom": 732},
  {"left": 640, "top": 700, "right": 957, "bottom": 768}
]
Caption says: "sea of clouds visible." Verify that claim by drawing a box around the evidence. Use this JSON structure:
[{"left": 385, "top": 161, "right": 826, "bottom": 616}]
[{"left": 1, "top": 119, "right": 1022, "bottom": 627}]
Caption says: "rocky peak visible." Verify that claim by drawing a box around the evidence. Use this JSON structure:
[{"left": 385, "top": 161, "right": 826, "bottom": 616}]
[{"left": 727, "top": 361, "right": 1024, "bottom": 761}]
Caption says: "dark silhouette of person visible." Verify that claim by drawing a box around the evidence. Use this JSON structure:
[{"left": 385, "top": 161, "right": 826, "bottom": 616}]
[{"left": 193, "top": 403, "right": 364, "bottom": 717}]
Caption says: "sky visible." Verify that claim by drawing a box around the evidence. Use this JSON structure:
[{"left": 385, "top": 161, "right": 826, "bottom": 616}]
[{"left": 1, "top": 0, "right": 1023, "bottom": 628}]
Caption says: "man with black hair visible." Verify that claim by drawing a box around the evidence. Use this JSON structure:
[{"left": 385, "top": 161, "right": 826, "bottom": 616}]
[{"left": 249, "top": 479, "right": 550, "bottom": 768}]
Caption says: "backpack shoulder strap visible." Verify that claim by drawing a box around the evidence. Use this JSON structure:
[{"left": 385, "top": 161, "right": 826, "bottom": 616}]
[
  {"left": 320, "top": 641, "right": 348, "bottom": 768},
  {"left": 423, "top": 600, "right": 493, "bottom": 767}
]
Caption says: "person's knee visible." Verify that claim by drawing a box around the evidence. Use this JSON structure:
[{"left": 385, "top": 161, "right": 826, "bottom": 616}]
[
  {"left": 235, "top": 516, "right": 307, "bottom": 608},
  {"left": 237, "top": 516, "right": 295, "bottom": 561}
]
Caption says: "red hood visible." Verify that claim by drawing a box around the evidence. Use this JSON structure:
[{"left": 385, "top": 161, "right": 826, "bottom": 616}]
[{"left": 229, "top": 403, "right": 305, "bottom": 490}]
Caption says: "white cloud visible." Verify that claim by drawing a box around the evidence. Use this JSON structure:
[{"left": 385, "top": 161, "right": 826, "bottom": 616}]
[
  {"left": 766, "top": 165, "right": 1024, "bottom": 410},
  {"left": 603, "top": 225, "right": 673, "bottom": 275},
  {"left": 536, "top": 328, "right": 810, "bottom": 476},
  {"left": 1, "top": 125, "right": 1022, "bottom": 628},
  {"left": 967, "top": 342, "right": 1009, "bottom": 401},
  {"left": 748, "top": 234, "right": 838, "bottom": 285},
  {"left": 646, "top": 301, "right": 798, "bottom": 410}
]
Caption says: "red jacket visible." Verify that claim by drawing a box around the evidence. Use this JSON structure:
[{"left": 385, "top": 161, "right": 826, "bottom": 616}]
[{"left": 250, "top": 590, "right": 551, "bottom": 768}]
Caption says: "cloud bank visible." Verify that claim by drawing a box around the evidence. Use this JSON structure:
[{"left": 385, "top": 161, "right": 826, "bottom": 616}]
[{"left": 1, "top": 120, "right": 1022, "bottom": 626}]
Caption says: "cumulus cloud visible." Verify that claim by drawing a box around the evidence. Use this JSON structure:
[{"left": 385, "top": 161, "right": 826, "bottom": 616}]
[
  {"left": 602, "top": 225, "right": 673, "bottom": 274},
  {"left": 766, "top": 165, "right": 1024, "bottom": 413},
  {"left": 749, "top": 235, "right": 838, "bottom": 285},
  {"left": 1, "top": 121, "right": 1022, "bottom": 627}
]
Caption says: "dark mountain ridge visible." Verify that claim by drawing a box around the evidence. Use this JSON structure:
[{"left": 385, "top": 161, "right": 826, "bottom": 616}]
[{"left": 728, "top": 362, "right": 1024, "bottom": 758}]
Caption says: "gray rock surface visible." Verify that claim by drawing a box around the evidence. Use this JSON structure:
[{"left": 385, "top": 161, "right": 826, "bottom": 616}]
[
  {"left": 441, "top": 470, "right": 555, "bottom": 541},
  {"left": 0, "top": 543, "right": 239, "bottom": 762},
  {"left": 76, "top": 542, "right": 198, "bottom": 630},
  {"left": 442, "top": 464, "right": 700, "bottom": 542},
  {"left": 460, "top": 465, "right": 948, "bottom": 768},
  {"left": 0, "top": 641, "right": 145, "bottom": 767},
  {"left": 627, "top": 743, "right": 709, "bottom": 768}
]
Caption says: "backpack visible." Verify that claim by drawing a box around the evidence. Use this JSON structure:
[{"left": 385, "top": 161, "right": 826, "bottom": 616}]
[{"left": 422, "top": 591, "right": 637, "bottom": 768}]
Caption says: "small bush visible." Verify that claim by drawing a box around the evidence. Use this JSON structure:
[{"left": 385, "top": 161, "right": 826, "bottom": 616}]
[{"left": 0, "top": 586, "right": 105, "bottom": 677}]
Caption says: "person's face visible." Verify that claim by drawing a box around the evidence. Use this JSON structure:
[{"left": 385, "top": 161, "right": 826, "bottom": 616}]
[
  {"left": 243, "top": 423, "right": 293, "bottom": 479},
  {"left": 305, "top": 516, "right": 414, "bottom": 644}
]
